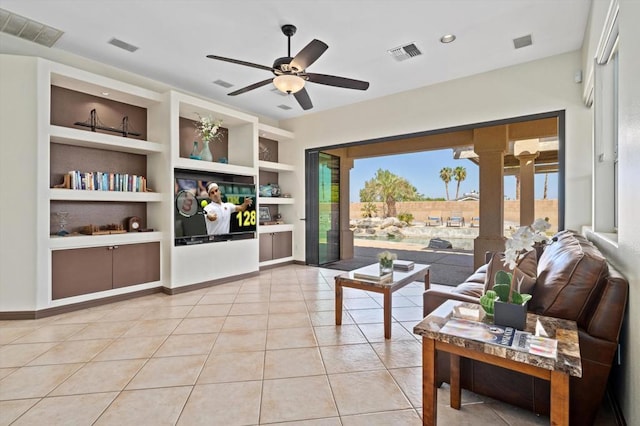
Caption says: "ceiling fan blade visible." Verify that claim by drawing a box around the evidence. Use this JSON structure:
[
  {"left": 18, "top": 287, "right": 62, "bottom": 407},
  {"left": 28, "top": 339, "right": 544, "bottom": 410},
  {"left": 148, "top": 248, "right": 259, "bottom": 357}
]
[
  {"left": 228, "top": 78, "right": 274, "bottom": 96},
  {"left": 306, "top": 73, "right": 369, "bottom": 90},
  {"left": 294, "top": 88, "right": 313, "bottom": 110},
  {"left": 206, "top": 54, "right": 273, "bottom": 72},
  {"left": 289, "top": 39, "right": 328, "bottom": 71}
]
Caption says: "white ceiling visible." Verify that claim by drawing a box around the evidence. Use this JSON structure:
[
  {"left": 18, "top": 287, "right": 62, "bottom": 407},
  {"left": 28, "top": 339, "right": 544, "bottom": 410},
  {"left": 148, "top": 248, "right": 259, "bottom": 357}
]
[{"left": 0, "top": 0, "right": 591, "bottom": 121}]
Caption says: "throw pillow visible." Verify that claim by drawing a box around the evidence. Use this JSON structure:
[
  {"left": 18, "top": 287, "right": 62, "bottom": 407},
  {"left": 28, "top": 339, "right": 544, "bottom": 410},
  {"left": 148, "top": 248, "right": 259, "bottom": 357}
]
[{"left": 483, "top": 249, "right": 537, "bottom": 297}]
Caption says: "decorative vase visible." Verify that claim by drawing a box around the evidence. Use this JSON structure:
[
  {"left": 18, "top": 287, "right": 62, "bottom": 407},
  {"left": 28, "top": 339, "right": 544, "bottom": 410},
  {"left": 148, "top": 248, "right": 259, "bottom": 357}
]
[
  {"left": 379, "top": 259, "right": 393, "bottom": 274},
  {"left": 200, "top": 139, "right": 213, "bottom": 162},
  {"left": 494, "top": 300, "right": 528, "bottom": 330},
  {"left": 189, "top": 141, "right": 201, "bottom": 160}
]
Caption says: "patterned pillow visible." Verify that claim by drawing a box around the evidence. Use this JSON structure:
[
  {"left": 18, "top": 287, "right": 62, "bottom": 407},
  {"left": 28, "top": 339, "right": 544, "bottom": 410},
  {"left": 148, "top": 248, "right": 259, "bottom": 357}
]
[{"left": 483, "top": 249, "right": 537, "bottom": 297}]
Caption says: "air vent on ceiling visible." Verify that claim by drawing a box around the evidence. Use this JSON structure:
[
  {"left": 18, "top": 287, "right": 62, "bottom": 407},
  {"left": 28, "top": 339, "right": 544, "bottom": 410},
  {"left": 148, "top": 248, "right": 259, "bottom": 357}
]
[
  {"left": 0, "top": 8, "right": 63, "bottom": 47},
  {"left": 213, "top": 79, "right": 233, "bottom": 88},
  {"left": 387, "top": 42, "right": 422, "bottom": 62},
  {"left": 277, "top": 104, "right": 292, "bottom": 110},
  {"left": 513, "top": 34, "right": 533, "bottom": 49},
  {"left": 108, "top": 37, "right": 139, "bottom": 52}
]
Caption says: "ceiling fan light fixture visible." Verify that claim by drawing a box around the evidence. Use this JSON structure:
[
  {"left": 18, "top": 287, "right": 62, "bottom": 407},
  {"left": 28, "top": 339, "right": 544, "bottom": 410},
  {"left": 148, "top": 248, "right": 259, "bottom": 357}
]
[{"left": 273, "top": 74, "right": 305, "bottom": 94}]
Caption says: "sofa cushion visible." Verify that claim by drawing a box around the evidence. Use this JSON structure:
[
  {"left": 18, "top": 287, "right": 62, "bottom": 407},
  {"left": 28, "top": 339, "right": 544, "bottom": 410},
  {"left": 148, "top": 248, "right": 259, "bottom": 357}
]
[
  {"left": 483, "top": 249, "right": 537, "bottom": 296},
  {"left": 530, "top": 231, "right": 609, "bottom": 323}
]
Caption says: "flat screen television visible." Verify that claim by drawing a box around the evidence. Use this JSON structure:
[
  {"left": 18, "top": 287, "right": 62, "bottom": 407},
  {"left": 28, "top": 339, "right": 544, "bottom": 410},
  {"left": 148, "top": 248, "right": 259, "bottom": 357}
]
[{"left": 174, "top": 169, "right": 256, "bottom": 246}]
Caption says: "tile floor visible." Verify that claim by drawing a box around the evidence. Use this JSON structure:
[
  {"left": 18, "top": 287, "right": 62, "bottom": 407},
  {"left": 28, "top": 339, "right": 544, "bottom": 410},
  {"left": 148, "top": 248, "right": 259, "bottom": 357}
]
[{"left": 0, "top": 264, "right": 593, "bottom": 425}]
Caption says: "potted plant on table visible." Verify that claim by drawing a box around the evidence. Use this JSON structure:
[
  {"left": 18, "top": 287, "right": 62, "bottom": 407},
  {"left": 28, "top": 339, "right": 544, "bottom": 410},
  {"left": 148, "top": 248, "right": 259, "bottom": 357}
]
[
  {"left": 377, "top": 250, "right": 397, "bottom": 274},
  {"left": 480, "top": 218, "right": 551, "bottom": 329}
]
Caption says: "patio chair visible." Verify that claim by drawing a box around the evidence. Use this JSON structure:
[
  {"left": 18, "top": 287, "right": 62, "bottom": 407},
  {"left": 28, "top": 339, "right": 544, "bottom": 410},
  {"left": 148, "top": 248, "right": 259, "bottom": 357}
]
[
  {"left": 470, "top": 216, "right": 480, "bottom": 227},
  {"left": 447, "top": 212, "right": 465, "bottom": 227},
  {"left": 426, "top": 214, "right": 443, "bottom": 226}
]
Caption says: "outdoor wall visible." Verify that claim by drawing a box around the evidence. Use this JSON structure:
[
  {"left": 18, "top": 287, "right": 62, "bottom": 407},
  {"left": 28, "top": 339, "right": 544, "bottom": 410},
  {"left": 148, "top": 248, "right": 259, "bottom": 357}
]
[{"left": 349, "top": 200, "right": 558, "bottom": 231}]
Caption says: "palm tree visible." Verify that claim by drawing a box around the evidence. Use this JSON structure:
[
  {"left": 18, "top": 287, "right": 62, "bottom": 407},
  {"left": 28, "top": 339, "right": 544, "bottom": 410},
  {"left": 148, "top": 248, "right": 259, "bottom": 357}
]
[
  {"left": 360, "top": 169, "right": 418, "bottom": 217},
  {"left": 453, "top": 166, "right": 467, "bottom": 199},
  {"left": 439, "top": 167, "right": 453, "bottom": 200}
]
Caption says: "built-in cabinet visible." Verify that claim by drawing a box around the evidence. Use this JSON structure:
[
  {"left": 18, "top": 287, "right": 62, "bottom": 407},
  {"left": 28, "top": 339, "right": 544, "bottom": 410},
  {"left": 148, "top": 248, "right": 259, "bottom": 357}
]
[
  {"left": 257, "top": 124, "right": 296, "bottom": 267},
  {"left": 52, "top": 242, "right": 160, "bottom": 299},
  {"left": 0, "top": 54, "right": 295, "bottom": 316}
]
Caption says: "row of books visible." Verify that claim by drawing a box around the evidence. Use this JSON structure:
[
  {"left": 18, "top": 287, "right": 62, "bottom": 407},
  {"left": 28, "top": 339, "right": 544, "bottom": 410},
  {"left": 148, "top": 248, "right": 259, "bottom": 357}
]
[
  {"left": 67, "top": 171, "right": 148, "bottom": 192},
  {"left": 439, "top": 317, "right": 558, "bottom": 359}
]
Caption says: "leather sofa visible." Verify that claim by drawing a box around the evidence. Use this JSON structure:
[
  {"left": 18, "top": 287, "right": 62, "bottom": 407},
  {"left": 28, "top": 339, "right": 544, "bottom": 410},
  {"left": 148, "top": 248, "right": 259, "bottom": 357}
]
[{"left": 422, "top": 230, "right": 628, "bottom": 425}]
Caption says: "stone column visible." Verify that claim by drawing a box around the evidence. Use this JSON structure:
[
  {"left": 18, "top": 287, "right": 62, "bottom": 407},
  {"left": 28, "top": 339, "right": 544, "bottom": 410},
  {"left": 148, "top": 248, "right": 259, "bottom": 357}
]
[
  {"left": 514, "top": 139, "right": 540, "bottom": 226},
  {"left": 473, "top": 125, "right": 509, "bottom": 269}
]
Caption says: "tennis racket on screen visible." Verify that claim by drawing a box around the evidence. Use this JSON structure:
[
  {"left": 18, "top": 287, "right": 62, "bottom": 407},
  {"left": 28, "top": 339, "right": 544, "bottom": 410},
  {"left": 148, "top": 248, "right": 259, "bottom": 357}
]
[{"left": 175, "top": 190, "right": 203, "bottom": 217}]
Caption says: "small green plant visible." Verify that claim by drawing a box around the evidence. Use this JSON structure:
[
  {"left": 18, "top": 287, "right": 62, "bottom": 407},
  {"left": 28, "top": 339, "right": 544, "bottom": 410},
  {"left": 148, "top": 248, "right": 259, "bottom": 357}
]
[
  {"left": 361, "top": 202, "right": 377, "bottom": 218},
  {"left": 397, "top": 212, "right": 413, "bottom": 224},
  {"left": 480, "top": 290, "right": 497, "bottom": 316},
  {"left": 492, "top": 271, "right": 532, "bottom": 305}
]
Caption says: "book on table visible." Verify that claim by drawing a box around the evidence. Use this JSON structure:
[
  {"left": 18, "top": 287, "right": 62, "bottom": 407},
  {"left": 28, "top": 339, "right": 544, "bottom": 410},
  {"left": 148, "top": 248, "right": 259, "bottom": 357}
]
[
  {"left": 353, "top": 264, "right": 393, "bottom": 283},
  {"left": 393, "top": 260, "right": 415, "bottom": 271}
]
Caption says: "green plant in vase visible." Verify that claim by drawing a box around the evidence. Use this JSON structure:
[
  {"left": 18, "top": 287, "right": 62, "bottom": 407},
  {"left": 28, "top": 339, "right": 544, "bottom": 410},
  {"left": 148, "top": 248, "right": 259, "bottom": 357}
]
[{"left": 377, "top": 250, "right": 396, "bottom": 274}]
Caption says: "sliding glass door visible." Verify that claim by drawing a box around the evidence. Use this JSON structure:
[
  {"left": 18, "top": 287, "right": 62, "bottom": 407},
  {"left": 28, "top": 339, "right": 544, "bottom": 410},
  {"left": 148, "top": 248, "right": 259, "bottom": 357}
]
[{"left": 305, "top": 150, "right": 340, "bottom": 265}]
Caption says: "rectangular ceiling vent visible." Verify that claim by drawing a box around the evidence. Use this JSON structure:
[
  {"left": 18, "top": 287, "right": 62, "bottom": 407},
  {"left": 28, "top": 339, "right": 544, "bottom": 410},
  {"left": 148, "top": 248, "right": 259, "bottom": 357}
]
[
  {"left": 108, "top": 37, "right": 139, "bottom": 53},
  {"left": 213, "top": 79, "right": 233, "bottom": 88},
  {"left": 513, "top": 34, "right": 533, "bottom": 49},
  {"left": 388, "top": 42, "right": 422, "bottom": 62},
  {"left": 277, "top": 104, "right": 292, "bottom": 110},
  {"left": 0, "top": 8, "right": 63, "bottom": 47}
]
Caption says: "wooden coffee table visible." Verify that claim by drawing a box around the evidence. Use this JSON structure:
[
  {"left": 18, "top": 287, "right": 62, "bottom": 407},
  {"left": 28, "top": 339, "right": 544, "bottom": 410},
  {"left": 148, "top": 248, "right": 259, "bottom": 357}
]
[
  {"left": 335, "top": 263, "right": 430, "bottom": 339},
  {"left": 413, "top": 300, "right": 582, "bottom": 425}
]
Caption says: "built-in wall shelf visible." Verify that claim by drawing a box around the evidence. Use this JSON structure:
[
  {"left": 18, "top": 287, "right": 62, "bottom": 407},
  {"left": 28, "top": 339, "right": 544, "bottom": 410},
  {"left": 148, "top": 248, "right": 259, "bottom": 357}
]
[
  {"left": 173, "top": 157, "right": 256, "bottom": 177},
  {"left": 49, "top": 125, "right": 163, "bottom": 155},
  {"left": 258, "top": 196, "right": 295, "bottom": 205},
  {"left": 258, "top": 160, "right": 295, "bottom": 173},
  {"left": 49, "top": 188, "right": 163, "bottom": 202},
  {"left": 258, "top": 224, "right": 294, "bottom": 234},
  {"left": 49, "top": 231, "right": 163, "bottom": 250}
]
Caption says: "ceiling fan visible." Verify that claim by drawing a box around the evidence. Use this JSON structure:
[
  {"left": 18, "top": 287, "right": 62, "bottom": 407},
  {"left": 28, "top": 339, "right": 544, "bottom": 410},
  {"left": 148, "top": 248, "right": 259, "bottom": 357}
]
[{"left": 206, "top": 24, "right": 369, "bottom": 111}]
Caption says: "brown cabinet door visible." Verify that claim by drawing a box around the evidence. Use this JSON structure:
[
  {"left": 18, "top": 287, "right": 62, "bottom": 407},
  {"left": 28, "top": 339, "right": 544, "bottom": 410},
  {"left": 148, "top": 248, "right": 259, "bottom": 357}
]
[
  {"left": 272, "top": 231, "right": 292, "bottom": 260},
  {"left": 52, "top": 247, "right": 113, "bottom": 299},
  {"left": 112, "top": 242, "right": 160, "bottom": 288},
  {"left": 259, "top": 233, "right": 273, "bottom": 262}
]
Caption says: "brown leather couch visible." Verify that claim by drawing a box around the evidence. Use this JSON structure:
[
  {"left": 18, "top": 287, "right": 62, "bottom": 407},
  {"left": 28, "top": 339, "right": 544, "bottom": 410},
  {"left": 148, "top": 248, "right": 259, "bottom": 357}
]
[{"left": 423, "top": 230, "right": 628, "bottom": 425}]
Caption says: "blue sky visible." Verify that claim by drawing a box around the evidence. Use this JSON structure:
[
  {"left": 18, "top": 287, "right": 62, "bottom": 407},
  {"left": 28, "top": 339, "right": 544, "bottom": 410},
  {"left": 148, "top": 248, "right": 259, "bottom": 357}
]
[{"left": 350, "top": 150, "right": 558, "bottom": 202}]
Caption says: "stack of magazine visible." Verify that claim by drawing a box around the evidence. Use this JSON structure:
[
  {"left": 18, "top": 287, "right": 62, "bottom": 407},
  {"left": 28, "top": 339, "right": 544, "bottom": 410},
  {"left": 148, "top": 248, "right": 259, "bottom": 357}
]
[
  {"left": 439, "top": 318, "right": 558, "bottom": 359},
  {"left": 393, "top": 260, "right": 415, "bottom": 271}
]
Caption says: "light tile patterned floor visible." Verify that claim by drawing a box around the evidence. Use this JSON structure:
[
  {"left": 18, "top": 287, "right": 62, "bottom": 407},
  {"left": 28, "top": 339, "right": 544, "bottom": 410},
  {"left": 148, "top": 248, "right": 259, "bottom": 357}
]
[{"left": 0, "top": 264, "right": 577, "bottom": 425}]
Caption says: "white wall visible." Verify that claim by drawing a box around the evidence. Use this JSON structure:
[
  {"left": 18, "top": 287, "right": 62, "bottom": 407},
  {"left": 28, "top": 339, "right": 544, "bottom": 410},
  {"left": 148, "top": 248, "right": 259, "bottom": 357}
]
[
  {"left": 0, "top": 56, "right": 40, "bottom": 310},
  {"left": 586, "top": 1, "right": 640, "bottom": 424},
  {"left": 281, "top": 51, "right": 592, "bottom": 261}
]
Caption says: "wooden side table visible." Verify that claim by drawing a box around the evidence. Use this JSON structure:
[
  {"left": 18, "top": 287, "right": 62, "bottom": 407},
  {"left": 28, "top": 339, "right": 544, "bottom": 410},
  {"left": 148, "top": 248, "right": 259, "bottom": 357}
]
[{"left": 413, "top": 300, "right": 582, "bottom": 425}]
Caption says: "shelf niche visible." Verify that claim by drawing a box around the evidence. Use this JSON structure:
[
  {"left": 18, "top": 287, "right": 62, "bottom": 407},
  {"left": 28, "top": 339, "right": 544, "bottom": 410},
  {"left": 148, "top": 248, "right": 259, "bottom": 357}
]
[
  {"left": 179, "top": 117, "right": 229, "bottom": 162},
  {"left": 51, "top": 86, "right": 148, "bottom": 141}
]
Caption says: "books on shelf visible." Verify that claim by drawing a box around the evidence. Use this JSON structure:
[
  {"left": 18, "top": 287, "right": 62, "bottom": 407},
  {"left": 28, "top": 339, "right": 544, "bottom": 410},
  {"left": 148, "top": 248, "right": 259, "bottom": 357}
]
[
  {"left": 393, "top": 260, "right": 415, "bottom": 271},
  {"left": 65, "top": 170, "right": 147, "bottom": 192},
  {"left": 439, "top": 318, "right": 558, "bottom": 359},
  {"left": 352, "top": 264, "right": 393, "bottom": 283}
]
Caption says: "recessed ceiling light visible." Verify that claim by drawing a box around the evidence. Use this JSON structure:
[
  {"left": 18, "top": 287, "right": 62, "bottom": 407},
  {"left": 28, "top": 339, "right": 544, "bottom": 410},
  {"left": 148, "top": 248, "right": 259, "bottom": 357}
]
[
  {"left": 101, "top": 91, "right": 110, "bottom": 96},
  {"left": 440, "top": 34, "right": 456, "bottom": 44}
]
